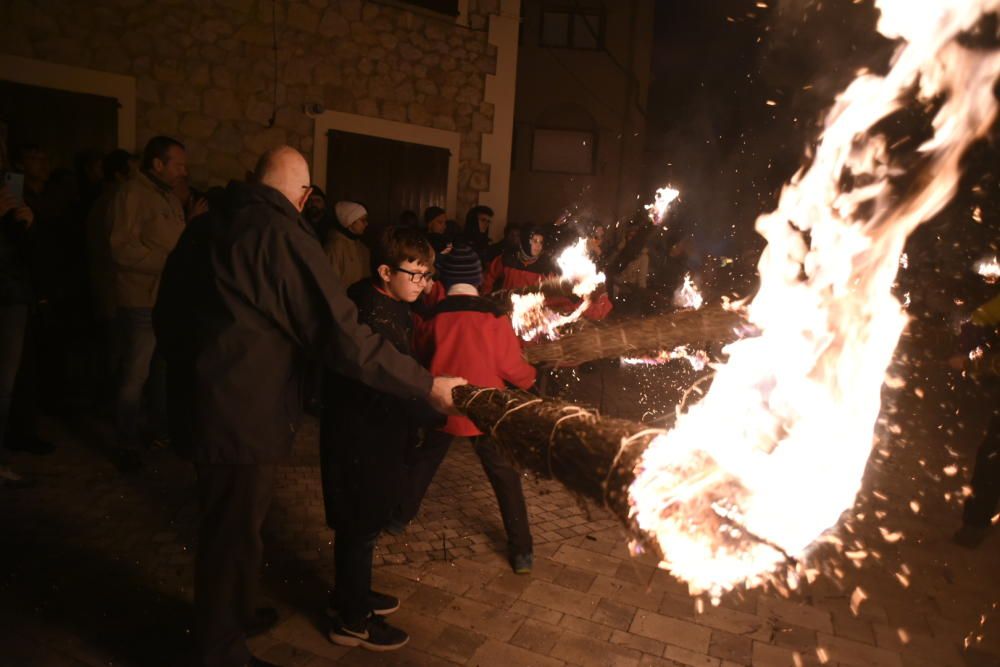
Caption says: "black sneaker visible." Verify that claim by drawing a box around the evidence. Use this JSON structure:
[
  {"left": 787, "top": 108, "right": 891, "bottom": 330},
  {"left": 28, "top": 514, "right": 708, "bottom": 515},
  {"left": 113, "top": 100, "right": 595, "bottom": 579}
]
[
  {"left": 954, "top": 524, "right": 990, "bottom": 549},
  {"left": 368, "top": 590, "right": 399, "bottom": 616},
  {"left": 326, "top": 590, "right": 399, "bottom": 619},
  {"left": 510, "top": 552, "right": 533, "bottom": 575},
  {"left": 384, "top": 519, "right": 408, "bottom": 536},
  {"left": 329, "top": 614, "right": 409, "bottom": 651}
]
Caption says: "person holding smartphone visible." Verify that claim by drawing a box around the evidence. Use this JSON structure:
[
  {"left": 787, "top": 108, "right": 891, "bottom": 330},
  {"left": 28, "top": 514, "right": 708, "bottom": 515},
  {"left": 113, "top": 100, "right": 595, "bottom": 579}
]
[{"left": 0, "top": 182, "right": 38, "bottom": 487}]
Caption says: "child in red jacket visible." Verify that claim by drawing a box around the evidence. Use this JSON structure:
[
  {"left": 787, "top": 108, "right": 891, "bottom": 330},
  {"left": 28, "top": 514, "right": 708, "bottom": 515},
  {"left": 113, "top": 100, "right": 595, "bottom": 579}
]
[{"left": 408, "top": 244, "right": 538, "bottom": 573}]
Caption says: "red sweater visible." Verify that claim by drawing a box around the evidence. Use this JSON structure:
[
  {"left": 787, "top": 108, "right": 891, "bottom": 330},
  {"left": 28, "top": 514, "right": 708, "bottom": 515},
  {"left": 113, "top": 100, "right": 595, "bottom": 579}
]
[
  {"left": 416, "top": 294, "right": 537, "bottom": 436},
  {"left": 482, "top": 253, "right": 555, "bottom": 294}
]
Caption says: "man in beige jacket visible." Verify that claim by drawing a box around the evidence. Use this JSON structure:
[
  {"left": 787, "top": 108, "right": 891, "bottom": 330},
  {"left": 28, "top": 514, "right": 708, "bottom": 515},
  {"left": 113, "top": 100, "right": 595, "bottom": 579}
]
[
  {"left": 108, "top": 136, "right": 188, "bottom": 463},
  {"left": 324, "top": 200, "right": 370, "bottom": 288}
]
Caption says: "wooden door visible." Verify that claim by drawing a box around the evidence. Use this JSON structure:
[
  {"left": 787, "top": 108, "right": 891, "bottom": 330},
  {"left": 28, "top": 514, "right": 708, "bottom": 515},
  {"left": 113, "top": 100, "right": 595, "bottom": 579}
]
[{"left": 325, "top": 129, "right": 450, "bottom": 241}]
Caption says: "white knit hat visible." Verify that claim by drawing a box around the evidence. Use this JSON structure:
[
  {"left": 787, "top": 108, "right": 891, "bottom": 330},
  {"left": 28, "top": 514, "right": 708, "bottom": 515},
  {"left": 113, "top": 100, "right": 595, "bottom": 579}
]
[{"left": 335, "top": 201, "right": 367, "bottom": 228}]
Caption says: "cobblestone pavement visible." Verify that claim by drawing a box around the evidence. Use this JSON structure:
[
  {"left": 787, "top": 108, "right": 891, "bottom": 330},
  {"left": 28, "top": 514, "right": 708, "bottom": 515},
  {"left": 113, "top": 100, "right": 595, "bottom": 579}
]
[{"left": 1, "top": 358, "right": 999, "bottom": 667}]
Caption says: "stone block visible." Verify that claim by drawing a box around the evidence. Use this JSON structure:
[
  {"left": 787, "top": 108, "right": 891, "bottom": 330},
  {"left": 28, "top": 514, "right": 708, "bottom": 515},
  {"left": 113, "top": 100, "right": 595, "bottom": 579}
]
[
  {"left": 630, "top": 610, "right": 711, "bottom": 654},
  {"left": 179, "top": 113, "right": 218, "bottom": 139},
  {"left": 708, "top": 630, "right": 753, "bottom": 665},
  {"left": 610, "top": 629, "right": 665, "bottom": 657},
  {"left": 511, "top": 617, "right": 563, "bottom": 654},
  {"left": 246, "top": 99, "right": 274, "bottom": 126},
  {"left": 592, "top": 598, "right": 637, "bottom": 631},
  {"left": 137, "top": 77, "right": 160, "bottom": 104},
  {"left": 468, "top": 638, "right": 565, "bottom": 667},
  {"left": 145, "top": 106, "right": 179, "bottom": 134},
  {"left": 164, "top": 84, "right": 201, "bottom": 113},
  {"left": 430, "top": 624, "right": 488, "bottom": 664},
  {"left": 438, "top": 595, "right": 524, "bottom": 642},
  {"left": 661, "top": 643, "right": 720, "bottom": 667},
  {"left": 286, "top": 2, "right": 319, "bottom": 33},
  {"left": 758, "top": 597, "right": 833, "bottom": 634},
  {"left": 315, "top": 62, "right": 342, "bottom": 86},
  {"left": 317, "top": 9, "right": 349, "bottom": 38},
  {"left": 522, "top": 580, "right": 602, "bottom": 618},
  {"left": 816, "top": 633, "right": 903, "bottom": 667},
  {"left": 560, "top": 613, "right": 613, "bottom": 641},
  {"left": 551, "top": 630, "right": 641, "bottom": 667},
  {"left": 204, "top": 89, "right": 243, "bottom": 120}
]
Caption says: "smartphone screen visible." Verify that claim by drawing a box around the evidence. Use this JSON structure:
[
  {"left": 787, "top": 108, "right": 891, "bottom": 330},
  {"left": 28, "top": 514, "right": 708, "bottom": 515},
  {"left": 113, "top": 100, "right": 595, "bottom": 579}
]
[{"left": 4, "top": 172, "right": 24, "bottom": 205}]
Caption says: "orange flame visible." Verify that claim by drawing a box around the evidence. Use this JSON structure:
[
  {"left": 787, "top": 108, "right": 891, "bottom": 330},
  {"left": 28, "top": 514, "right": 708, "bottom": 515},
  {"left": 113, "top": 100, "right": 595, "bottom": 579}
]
[{"left": 628, "top": 0, "right": 1000, "bottom": 600}]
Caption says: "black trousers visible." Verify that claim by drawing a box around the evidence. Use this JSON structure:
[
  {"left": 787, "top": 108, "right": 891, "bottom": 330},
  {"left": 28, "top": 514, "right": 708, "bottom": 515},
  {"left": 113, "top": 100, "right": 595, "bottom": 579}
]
[
  {"left": 195, "top": 464, "right": 276, "bottom": 667},
  {"left": 398, "top": 429, "right": 453, "bottom": 524},
  {"left": 964, "top": 412, "right": 1000, "bottom": 529},
  {"left": 400, "top": 432, "right": 532, "bottom": 554},
  {"left": 332, "top": 529, "right": 379, "bottom": 625}
]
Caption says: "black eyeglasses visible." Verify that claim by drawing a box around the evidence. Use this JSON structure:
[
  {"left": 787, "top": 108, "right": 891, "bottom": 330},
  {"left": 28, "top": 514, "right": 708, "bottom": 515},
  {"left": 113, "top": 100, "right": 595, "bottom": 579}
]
[{"left": 392, "top": 266, "right": 434, "bottom": 283}]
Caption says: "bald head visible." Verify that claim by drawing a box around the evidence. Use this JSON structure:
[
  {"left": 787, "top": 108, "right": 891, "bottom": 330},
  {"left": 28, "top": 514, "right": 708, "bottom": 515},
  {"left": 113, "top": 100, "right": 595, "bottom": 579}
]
[{"left": 254, "top": 146, "right": 312, "bottom": 212}]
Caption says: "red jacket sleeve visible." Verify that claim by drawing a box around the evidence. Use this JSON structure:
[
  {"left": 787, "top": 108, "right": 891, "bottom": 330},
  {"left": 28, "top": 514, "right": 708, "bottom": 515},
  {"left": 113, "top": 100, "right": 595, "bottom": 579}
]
[
  {"left": 494, "top": 315, "right": 537, "bottom": 390},
  {"left": 583, "top": 292, "right": 613, "bottom": 321},
  {"left": 482, "top": 255, "right": 505, "bottom": 294}
]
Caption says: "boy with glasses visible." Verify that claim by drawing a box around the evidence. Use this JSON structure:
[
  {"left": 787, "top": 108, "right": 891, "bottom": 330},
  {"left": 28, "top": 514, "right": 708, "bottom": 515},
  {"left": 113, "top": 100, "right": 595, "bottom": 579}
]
[{"left": 320, "top": 226, "right": 442, "bottom": 650}]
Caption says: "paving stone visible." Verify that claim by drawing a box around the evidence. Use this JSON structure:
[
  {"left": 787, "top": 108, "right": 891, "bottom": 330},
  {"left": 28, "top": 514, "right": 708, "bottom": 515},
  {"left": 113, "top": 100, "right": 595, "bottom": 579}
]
[
  {"left": 695, "top": 604, "right": 771, "bottom": 641},
  {"left": 511, "top": 599, "right": 565, "bottom": 626},
  {"left": 830, "top": 608, "right": 876, "bottom": 645},
  {"left": 554, "top": 565, "right": 598, "bottom": 593},
  {"left": 590, "top": 574, "right": 664, "bottom": 613},
  {"left": 552, "top": 543, "right": 624, "bottom": 577},
  {"left": 661, "top": 643, "right": 721, "bottom": 667},
  {"left": 630, "top": 610, "right": 712, "bottom": 654},
  {"left": 522, "top": 579, "right": 603, "bottom": 618},
  {"left": 750, "top": 642, "right": 814, "bottom": 667},
  {"left": 610, "top": 628, "right": 666, "bottom": 657},
  {"left": 559, "top": 613, "right": 614, "bottom": 641},
  {"left": 708, "top": 630, "right": 753, "bottom": 665},
  {"left": 438, "top": 594, "right": 525, "bottom": 641},
  {"left": 816, "top": 632, "right": 904, "bottom": 667},
  {"left": 400, "top": 584, "right": 455, "bottom": 615},
  {"left": 592, "top": 598, "right": 638, "bottom": 631},
  {"left": 758, "top": 597, "right": 834, "bottom": 634},
  {"left": 550, "top": 629, "right": 643, "bottom": 667},
  {"left": 468, "top": 637, "right": 565, "bottom": 667},
  {"left": 430, "top": 624, "right": 489, "bottom": 664},
  {"left": 638, "top": 656, "right": 691, "bottom": 667},
  {"left": 511, "top": 617, "right": 564, "bottom": 655}
]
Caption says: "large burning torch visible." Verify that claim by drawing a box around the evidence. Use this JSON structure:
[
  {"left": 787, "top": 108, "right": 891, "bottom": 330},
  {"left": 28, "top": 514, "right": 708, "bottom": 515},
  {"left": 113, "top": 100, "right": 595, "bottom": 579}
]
[{"left": 456, "top": 0, "right": 1000, "bottom": 603}]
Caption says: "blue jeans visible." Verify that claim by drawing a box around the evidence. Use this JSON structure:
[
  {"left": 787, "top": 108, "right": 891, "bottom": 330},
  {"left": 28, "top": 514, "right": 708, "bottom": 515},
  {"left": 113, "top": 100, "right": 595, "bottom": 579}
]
[
  {"left": 0, "top": 304, "right": 29, "bottom": 456},
  {"left": 114, "top": 307, "right": 166, "bottom": 446}
]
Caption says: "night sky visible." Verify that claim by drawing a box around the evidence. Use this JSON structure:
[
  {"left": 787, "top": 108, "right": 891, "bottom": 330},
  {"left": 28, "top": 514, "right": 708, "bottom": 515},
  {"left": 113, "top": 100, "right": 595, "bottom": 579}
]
[{"left": 643, "top": 0, "right": 998, "bottom": 309}]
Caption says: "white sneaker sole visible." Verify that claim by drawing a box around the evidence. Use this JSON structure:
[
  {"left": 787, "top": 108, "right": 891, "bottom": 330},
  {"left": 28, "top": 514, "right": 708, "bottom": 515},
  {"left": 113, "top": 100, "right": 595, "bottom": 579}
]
[
  {"left": 325, "top": 601, "right": 399, "bottom": 619},
  {"left": 328, "top": 631, "right": 409, "bottom": 651}
]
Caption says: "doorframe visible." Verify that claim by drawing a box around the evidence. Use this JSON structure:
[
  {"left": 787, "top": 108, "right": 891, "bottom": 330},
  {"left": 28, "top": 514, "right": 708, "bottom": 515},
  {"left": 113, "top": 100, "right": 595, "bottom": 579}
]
[
  {"left": 312, "top": 111, "right": 460, "bottom": 217},
  {"left": 0, "top": 54, "right": 137, "bottom": 151}
]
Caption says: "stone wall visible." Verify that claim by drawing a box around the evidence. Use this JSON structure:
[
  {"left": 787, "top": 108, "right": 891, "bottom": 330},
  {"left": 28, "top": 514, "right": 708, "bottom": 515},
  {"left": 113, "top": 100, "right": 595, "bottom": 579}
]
[{"left": 0, "top": 0, "right": 500, "bottom": 213}]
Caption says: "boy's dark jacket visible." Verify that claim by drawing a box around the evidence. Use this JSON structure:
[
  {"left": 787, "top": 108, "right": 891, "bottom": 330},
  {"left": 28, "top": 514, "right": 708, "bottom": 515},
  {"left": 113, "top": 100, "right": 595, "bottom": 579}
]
[{"left": 320, "top": 278, "right": 444, "bottom": 533}]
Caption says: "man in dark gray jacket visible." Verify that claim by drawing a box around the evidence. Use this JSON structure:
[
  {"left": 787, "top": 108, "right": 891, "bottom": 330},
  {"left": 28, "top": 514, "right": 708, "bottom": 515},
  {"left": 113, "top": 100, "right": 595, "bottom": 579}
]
[{"left": 154, "top": 146, "right": 464, "bottom": 667}]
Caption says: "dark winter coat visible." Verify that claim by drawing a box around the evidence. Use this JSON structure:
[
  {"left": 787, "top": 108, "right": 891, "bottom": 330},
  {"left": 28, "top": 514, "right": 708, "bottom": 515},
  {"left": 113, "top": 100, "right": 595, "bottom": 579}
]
[
  {"left": 320, "top": 279, "right": 444, "bottom": 533},
  {"left": 153, "top": 181, "right": 433, "bottom": 464},
  {"left": 0, "top": 210, "right": 33, "bottom": 306}
]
